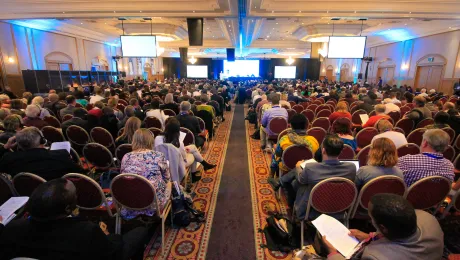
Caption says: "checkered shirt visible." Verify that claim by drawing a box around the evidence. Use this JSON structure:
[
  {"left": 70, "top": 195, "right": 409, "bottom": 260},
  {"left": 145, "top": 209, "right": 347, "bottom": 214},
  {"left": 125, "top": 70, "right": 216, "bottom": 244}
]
[{"left": 397, "top": 152, "right": 454, "bottom": 187}]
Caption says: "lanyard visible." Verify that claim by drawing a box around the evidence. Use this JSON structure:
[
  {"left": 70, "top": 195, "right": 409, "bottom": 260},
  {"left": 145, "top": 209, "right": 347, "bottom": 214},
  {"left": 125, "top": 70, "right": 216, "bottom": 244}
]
[{"left": 422, "top": 153, "right": 443, "bottom": 159}]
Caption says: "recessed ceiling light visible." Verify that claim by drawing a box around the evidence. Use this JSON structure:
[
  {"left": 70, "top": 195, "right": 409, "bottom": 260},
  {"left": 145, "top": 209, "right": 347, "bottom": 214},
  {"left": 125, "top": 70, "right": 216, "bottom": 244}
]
[
  {"left": 80, "top": 23, "right": 83, "bottom": 25},
  {"left": 410, "top": 18, "right": 414, "bottom": 20},
  {"left": 255, "top": 6, "right": 257, "bottom": 9},
  {"left": 265, "top": 39, "right": 267, "bottom": 41},
  {"left": 299, "top": 10, "right": 302, "bottom": 13},
  {"left": 409, "top": 12, "right": 412, "bottom": 14},
  {"left": 113, "top": 11, "right": 116, "bottom": 13},
  {"left": 139, "top": 11, "right": 142, "bottom": 13},
  {"left": 267, "top": 35, "right": 270, "bottom": 38},
  {"left": 272, "top": 11, "right": 274, "bottom": 13},
  {"left": 193, "top": 10, "right": 195, "bottom": 13},
  {"left": 449, "top": 27, "right": 452, "bottom": 29},
  {"left": 388, "top": 29, "right": 391, "bottom": 30},
  {"left": 354, "top": 11, "right": 357, "bottom": 13},
  {"left": 276, "top": 23, "right": 278, "bottom": 24},
  {"left": 62, "top": 12, "right": 65, "bottom": 14},
  {"left": 105, "top": 23, "right": 107, "bottom": 24},
  {"left": 404, "top": 24, "right": 407, "bottom": 25},
  {"left": 327, "top": 10, "right": 329, "bottom": 13},
  {"left": 302, "top": 23, "right": 304, "bottom": 24}
]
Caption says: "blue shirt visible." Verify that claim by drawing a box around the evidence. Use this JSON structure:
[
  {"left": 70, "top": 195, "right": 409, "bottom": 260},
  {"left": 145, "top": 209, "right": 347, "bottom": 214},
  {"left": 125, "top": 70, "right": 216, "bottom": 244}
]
[{"left": 261, "top": 105, "right": 288, "bottom": 136}]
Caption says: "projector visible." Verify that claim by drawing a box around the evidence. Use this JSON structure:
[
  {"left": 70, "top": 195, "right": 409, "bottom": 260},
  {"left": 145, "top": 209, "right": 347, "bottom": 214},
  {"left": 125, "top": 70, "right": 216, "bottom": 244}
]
[{"left": 362, "top": 57, "right": 373, "bottom": 62}]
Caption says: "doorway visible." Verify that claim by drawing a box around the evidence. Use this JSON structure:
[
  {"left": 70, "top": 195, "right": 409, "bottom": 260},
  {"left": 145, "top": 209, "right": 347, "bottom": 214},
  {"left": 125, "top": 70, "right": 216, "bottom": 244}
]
[
  {"left": 326, "top": 69, "right": 333, "bottom": 80},
  {"left": 414, "top": 65, "right": 443, "bottom": 90},
  {"left": 377, "top": 67, "right": 395, "bottom": 86}
]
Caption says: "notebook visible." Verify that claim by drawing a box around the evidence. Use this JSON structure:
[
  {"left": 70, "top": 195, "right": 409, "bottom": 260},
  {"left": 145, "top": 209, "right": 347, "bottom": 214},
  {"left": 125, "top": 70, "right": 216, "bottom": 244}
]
[
  {"left": 0, "top": 197, "right": 29, "bottom": 225},
  {"left": 300, "top": 159, "right": 317, "bottom": 169},
  {"left": 50, "top": 141, "right": 71, "bottom": 153},
  {"left": 340, "top": 160, "right": 360, "bottom": 172},
  {"left": 359, "top": 114, "right": 369, "bottom": 125}
]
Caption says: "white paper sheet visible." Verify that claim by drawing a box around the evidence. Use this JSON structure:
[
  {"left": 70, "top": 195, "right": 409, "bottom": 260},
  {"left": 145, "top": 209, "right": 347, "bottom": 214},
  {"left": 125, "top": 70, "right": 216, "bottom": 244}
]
[
  {"left": 312, "top": 214, "right": 359, "bottom": 258},
  {"left": 300, "top": 158, "right": 317, "bottom": 169},
  {"left": 50, "top": 141, "right": 71, "bottom": 153},
  {"left": 359, "top": 114, "right": 369, "bottom": 125},
  {"left": 179, "top": 131, "right": 187, "bottom": 143},
  {"left": 0, "top": 197, "right": 29, "bottom": 225}
]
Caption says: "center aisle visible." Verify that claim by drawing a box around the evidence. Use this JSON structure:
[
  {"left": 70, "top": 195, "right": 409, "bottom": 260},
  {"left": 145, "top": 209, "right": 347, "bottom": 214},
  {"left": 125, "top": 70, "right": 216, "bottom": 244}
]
[{"left": 207, "top": 104, "right": 256, "bottom": 260}]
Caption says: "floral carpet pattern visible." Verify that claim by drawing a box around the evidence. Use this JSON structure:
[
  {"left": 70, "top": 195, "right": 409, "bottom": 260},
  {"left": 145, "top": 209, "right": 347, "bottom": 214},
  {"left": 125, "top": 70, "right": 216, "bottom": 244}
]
[
  {"left": 144, "top": 106, "right": 235, "bottom": 260},
  {"left": 245, "top": 107, "right": 291, "bottom": 260}
]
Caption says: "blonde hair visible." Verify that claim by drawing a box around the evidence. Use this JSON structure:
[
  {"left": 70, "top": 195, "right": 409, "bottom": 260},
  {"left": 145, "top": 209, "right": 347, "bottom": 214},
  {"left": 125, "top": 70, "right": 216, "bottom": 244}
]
[
  {"left": 368, "top": 138, "right": 398, "bottom": 167},
  {"left": 336, "top": 101, "right": 348, "bottom": 113},
  {"left": 165, "top": 93, "right": 174, "bottom": 104},
  {"left": 132, "top": 128, "right": 154, "bottom": 151},
  {"left": 116, "top": 117, "right": 141, "bottom": 144},
  {"left": 32, "top": 96, "right": 45, "bottom": 107}
]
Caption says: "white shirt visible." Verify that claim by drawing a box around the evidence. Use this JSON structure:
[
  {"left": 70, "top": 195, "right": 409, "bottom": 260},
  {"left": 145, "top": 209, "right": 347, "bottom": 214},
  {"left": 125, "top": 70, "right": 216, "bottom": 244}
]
[
  {"left": 253, "top": 94, "right": 261, "bottom": 103},
  {"left": 146, "top": 109, "right": 168, "bottom": 130},
  {"left": 154, "top": 135, "right": 187, "bottom": 160},
  {"left": 193, "top": 91, "right": 201, "bottom": 97},
  {"left": 384, "top": 103, "right": 401, "bottom": 114},
  {"left": 89, "top": 95, "right": 104, "bottom": 104},
  {"left": 372, "top": 131, "right": 408, "bottom": 148},
  {"left": 391, "top": 98, "right": 401, "bottom": 105}
]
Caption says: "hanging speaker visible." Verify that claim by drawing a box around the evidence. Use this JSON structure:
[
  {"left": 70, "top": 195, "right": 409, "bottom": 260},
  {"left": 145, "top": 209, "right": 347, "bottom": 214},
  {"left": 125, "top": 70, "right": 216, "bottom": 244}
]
[
  {"left": 187, "top": 18, "right": 204, "bottom": 46},
  {"left": 179, "top": 48, "right": 188, "bottom": 63},
  {"left": 226, "top": 48, "right": 235, "bottom": 62}
]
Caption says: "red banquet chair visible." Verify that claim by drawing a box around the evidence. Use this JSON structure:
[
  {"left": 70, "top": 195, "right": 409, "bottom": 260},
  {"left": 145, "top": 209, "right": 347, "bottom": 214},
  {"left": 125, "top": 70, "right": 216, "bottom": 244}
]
[
  {"left": 281, "top": 145, "right": 313, "bottom": 171},
  {"left": 287, "top": 109, "right": 297, "bottom": 123},
  {"left": 118, "top": 99, "right": 128, "bottom": 106},
  {"left": 41, "top": 126, "right": 65, "bottom": 144},
  {"left": 442, "top": 127, "right": 455, "bottom": 145},
  {"left": 316, "top": 109, "right": 332, "bottom": 118},
  {"left": 144, "top": 116, "right": 163, "bottom": 129},
  {"left": 351, "top": 176, "right": 406, "bottom": 218},
  {"left": 62, "top": 114, "right": 73, "bottom": 122},
  {"left": 397, "top": 143, "right": 420, "bottom": 157},
  {"left": 368, "top": 110, "right": 376, "bottom": 117},
  {"left": 267, "top": 117, "right": 288, "bottom": 140},
  {"left": 388, "top": 111, "right": 401, "bottom": 125},
  {"left": 405, "top": 176, "right": 451, "bottom": 211},
  {"left": 301, "top": 109, "right": 315, "bottom": 126},
  {"left": 66, "top": 125, "right": 91, "bottom": 155},
  {"left": 416, "top": 118, "right": 434, "bottom": 129},
  {"left": 312, "top": 100, "right": 323, "bottom": 106},
  {"left": 443, "top": 145, "right": 456, "bottom": 162},
  {"left": 393, "top": 127, "right": 405, "bottom": 135},
  {"left": 315, "top": 104, "right": 332, "bottom": 114},
  {"left": 43, "top": 115, "right": 61, "bottom": 128},
  {"left": 117, "top": 127, "right": 125, "bottom": 138},
  {"left": 301, "top": 177, "right": 357, "bottom": 246},
  {"left": 338, "top": 144, "right": 356, "bottom": 160},
  {"left": 355, "top": 127, "right": 379, "bottom": 149},
  {"left": 292, "top": 105, "right": 304, "bottom": 114},
  {"left": 115, "top": 144, "right": 133, "bottom": 164},
  {"left": 407, "top": 128, "right": 427, "bottom": 146},
  {"left": 307, "top": 127, "right": 327, "bottom": 145},
  {"left": 163, "top": 109, "right": 176, "bottom": 117},
  {"left": 0, "top": 174, "right": 17, "bottom": 205},
  {"left": 395, "top": 118, "right": 414, "bottom": 136},
  {"left": 306, "top": 104, "right": 318, "bottom": 113},
  {"left": 442, "top": 189, "right": 460, "bottom": 218},
  {"left": 400, "top": 105, "right": 411, "bottom": 116},
  {"left": 83, "top": 143, "right": 115, "bottom": 172},
  {"left": 13, "top": 173, "right": 46, "bottom": 197},
  {"left": 180, "top": 127, "right": 195, "bottom": 147},
  {"left": 357, "top": 145, "right": 371, "bottom": 167},
  {"left": 110, "top": 173, "right": 171, "bottom": 255},
  {"left": 277, "top": 128, "right": 291, "bottom": 143},
  {"left": 288, "top": 101, "right": 296, "bottom": 108},
  {"left": 300, "top": 102, "right": 310, "bottom": 109},
  {"left": 63, "top": 173, "right": 116, "bottom": 218},
  {"left": 351, "top": 109, "right": 368, "bottom": 125},
  {"left": 90, "top": 127, "right": 116, "bottom": 154},
  {"left": 311, "top": 117, "right": 330, "bottom": 132},
  {"left": 148, "top": 127, "right": 162, "bottom": 138}
]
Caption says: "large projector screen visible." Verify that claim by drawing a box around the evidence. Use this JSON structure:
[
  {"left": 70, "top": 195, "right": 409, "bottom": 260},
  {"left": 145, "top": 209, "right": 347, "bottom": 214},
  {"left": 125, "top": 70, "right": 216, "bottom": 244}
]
[
  {"left": 327, "top": 36, "right": 366, "bottom": 59},
  {"left": 187, "top": 65, "right": 208, "bottom": 78},
  {"left": 275, "top": 66, "right": 296, "bottom": 79},
  {"left": 121, "top": 36, "right": 157, "bottom": 57},
  {"left": 223, "top": 60, "right": 260, "bottom": 77}
]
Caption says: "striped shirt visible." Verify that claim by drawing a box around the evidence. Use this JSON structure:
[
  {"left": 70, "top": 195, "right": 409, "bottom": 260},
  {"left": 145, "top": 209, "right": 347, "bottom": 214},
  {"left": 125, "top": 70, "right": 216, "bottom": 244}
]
[{"left": 397, "top": 152, "right": 454, "bottom": 187}]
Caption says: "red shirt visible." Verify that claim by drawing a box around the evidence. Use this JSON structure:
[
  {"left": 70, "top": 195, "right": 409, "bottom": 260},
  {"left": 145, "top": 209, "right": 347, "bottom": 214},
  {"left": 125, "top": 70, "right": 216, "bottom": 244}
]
[
  {"left": 329, "top": 111, "right": 352, "bottom": 125},
  {"left": 363, "top": 114, "right": 390, "bottom": 128},
  {"left": 88, "top": 108, "right": 103, "bottom": 118}
]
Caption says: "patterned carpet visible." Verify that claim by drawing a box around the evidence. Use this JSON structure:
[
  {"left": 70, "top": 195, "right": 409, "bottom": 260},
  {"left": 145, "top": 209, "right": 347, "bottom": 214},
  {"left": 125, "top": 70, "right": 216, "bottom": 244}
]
[
  {"left": 144, "top": 105, "right": 235, "bottom": 260},
  {"left": 244, "top": 106, "right": 292, "bottom": 260}
]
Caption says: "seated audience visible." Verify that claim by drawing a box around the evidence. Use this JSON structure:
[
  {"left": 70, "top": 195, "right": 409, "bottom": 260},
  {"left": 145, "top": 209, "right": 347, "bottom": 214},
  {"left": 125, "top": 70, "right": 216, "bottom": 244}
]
[
  {"left": 260, "top": 93, "right": 288, "bottom": 151},
  {"left": 160, "top": 93, "right": 179, "bottom": 115},
  {"left": 45, "top": 93, "right": 65, "bottom": 116},
  {"left": 10, "top": 99, "right": 25, "bottom": 118},
  {"left": 61, "top": 108, "right": 89, "bottom": 137},
  {"left": 100, "top": 106, "right": 119, "bottom": 139},
  {"left": 358, "top": 92, "right": 378, "bottom": 114},
  {"left": 269, "top": 114, "right": 319, "bottom": 178},
  {"left": 196, "top": 94, "right": 216, "bottom": 118},
  {"left": 146, "top": 99, "right": 168, "bottom": 130},
  {"left": 344, "top": 92, "right": 356, "bottom": 106},
  {"left": 117, "top": 105, "right": 135, "bottom": 130},
  {"left": 107, "top": 97, "right": 124, "bottom": 121},
  {"left": 60, "top": 95, "right": 78, "bottom": 119},
  {"left": 0, "top": 108, "right": 10, "bottom": 127},
  {"left": 322, "top": 194, "right": 443, "bottom": 260},
  {"left": 405, "top": 96, "right": 432, "bottom": 125},
  {"left": 397, "top": 129, "right": 454, "bottom": 187},
  {"left": 443, "top": 102, "right": 455, "bottom": 112},
  {"left": 120, "top": 129, "right": 171, "bottom": 219},
  {"left": 176, "top": 101, "right": 205, "bottom": 148},
  {"left": 0, "top": 127, "right": 83, "bottom": 179},
  {"left": 89, "top": 86, "right": 105, "bottom": 104},
  {"left": 362, "top": 104, "right": 390, "bottom": 128},
  {"left": 0, "top": 178, "right": 148, "bottom": 260},
  {"left": 426, "top": 111, "right": 450, "bottom": 129},
  {"left": 23, "top": 105, "right": 49, "bottom": 130},
  {"left": 129, "top": 98, "right": 145, "bottom": 120},
  {"left": 355, "top": 137, "right": 403, "bottom": 189},
  {"left": 75, "top": 90, "right": 88, "bottom": 107},
  {"left": 0, "top": 114, "right": 22, "bottom": 144},
  {"left": 383, "top": 98, "right": 400, "bottom": 114},
  {"left": 0, "top": 94, "right": 11, "bottom": 108},
  {"left": 315, "top": 117, "right": 358, "bottom": 162},
  {"left": 269, "top": 134, "right": 356, "bottom": 220},
  {"left": 87, "top": 100, "right": 104, "bottom": 118},
  {"left": 372, "top": 119, "right": 407, "bottom": 148},
  {"left": 390, "top": 92, "right": 402, "bottom": 104},
  {"left": 31, "top": 96, "right": 50, "bottom": 119},
  {"left": 115, "top": 117, "right": 141, "bottom": 147},
  {"left": 328, "top": 101, "right": 352, "bottom": 125},
  {"left": 279, "top": 93, "right": 291, "bottom": 109}
]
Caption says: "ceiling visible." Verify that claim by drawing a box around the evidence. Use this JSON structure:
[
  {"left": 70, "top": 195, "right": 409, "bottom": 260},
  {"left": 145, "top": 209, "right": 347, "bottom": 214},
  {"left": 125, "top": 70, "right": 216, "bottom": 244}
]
[{"left": 1, "top": 0, "right": 460, "bottom": 58}]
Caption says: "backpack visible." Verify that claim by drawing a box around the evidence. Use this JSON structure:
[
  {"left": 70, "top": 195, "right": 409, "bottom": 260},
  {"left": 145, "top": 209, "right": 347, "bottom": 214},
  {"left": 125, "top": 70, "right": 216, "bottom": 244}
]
[
  {"left": 171, "top": 182, "right": 205, "bottom": 228},
  {"left": 258, "top": 213, "right": 300, "bottom": 252},
  {"left": 99, "top": 169, "right": 120, "bottom": 189}
]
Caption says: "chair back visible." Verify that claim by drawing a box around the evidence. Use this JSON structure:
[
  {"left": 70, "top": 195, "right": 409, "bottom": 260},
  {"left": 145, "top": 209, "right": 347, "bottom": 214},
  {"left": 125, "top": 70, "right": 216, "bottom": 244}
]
[
  {"left": 180, "top": 127, "right": 195, "bottom": 146},
  {"left": 368, "top": 110, "right": 376, "bottom": 117},
  {"left": 90, "top": 127, "right": 116, "bottom": 153},
  {"left": 292, "top": 105, "right": 304, "bottom": 114},
  {"left": 13, "top": 173, "right": 46, "bottom": 197},
  {"left": 69, "top": 147, "right": 83, "bottom": 167},
  {"left": 388, "top": 111, "right": 401, "bottom": 124},
  {"left": 311, "top": 117, "right": 330, "bottom": 132},
  {"left": 316, "top": 109, "right": 332, "bottom": 118},
  {"left": 163, "top": 109, "right": 176, "bottom": 117},
  {"left": 301, "top": 109, "right": 315, "bottom": 125},
  {"left": 281, "top": 145, "right": 313, "bottom": 170},
  {"left": 357, "top": 145, "right": 371, "bottom": 166},
  {"left": 115, "top": 144, "right": 132, "bottom": 162},
  {"left": 148, "top": 127, "right": 162, "bottom": 138},
  {"left": 277, "top": 128, "right": 291, "bottom": 142},
  {"left": 300, "top": 102, "right": 310, "bottom": 109},
  {"left": 338, "top": 144, "right": 356, "bottom": 159},
  {"left": 41, "top": 126, "right": 65, "bottom": 144},
  {"left": 306, "top": 177, "right": 357, "bottom": 220},
  {"left": 0, "top": 175, "right": 17, "bottom": 205},
  {"left": 416, "top": 118, "right": 434, "bottom": 129},
  {"left": 454, "top": 154, "right": 460, "bottom": 172},
  {"left": 287, "top": 109, "right": 297, "bottom": 123},
  {"left": 43, "top": 116, "right": 61, "bottom": 128},
  {"left": 117, "top": 99, "right": 128, "bottom": 106},
  {"left": 144, "top": 116, "right": 162, "bottom": 129},
  {"left": 306, "top": 104, "right": 318, "bottom": 112},
  {"left": 455, "top": 134, "right": 460, "bottom": 151},
  {"left": 307, "top": 127, "right": 327, "bottom": 144},
  {"left": 197, "top": 117, "right": 206, "bottom": 133},
  {"left": 63, "top": 173, "right": 113, "bottom": 216},
  {"left": 315, "top": 104, "right": 332, "bottom": 114},
  {"left": 407, "top": 128, "right": 427, "bottom": 146},
  {"left": 86, "top": 103, "right": 94, "bottom": 111},
  {"left": 351, "top": 109, "right": 368, "bottom": 125},
  {"left": 443, "top": 145, "right": 456, "bottom": 162},
  {"left": 62, "top": 114, "right": 73, "bottom": 122},
  {"left": 352, "top": 176, "right": 406, "bottom": 218},
  {"left": 395, "top": 118, "right": 414, "bottom": 136},
  {"left": 117, "top": 127, "right": 125, "bottom": 138},
  {"left": 393, "top": 127, "right": 405, "bottom": 135},
  {"left": 83, "top": 143, "right": 114, "bottom": 170},
  {"left": 116, "top": 104, "right": 125, "bottom": 112},
  {"left": 400, "top": 105, "right": 411, "bottom": 116},
  {"left": 397, "top": 143, "right": 420, "bottom": 157},
  {"left": 356, "top": 127, "right": 378, "bottom": 148},
  {"left": 312, "top": 100, "right": 323, "bottom": 106},
  {"left": 110, "top": 173, "right": 159, "bottom": 216},
  {"left": 268, "top": 117, "right": 288, "bottom": 135},
  {"left": 442, "top": 127, "right": 455, "bottom": 145},
  {"left": 75, "top": 103, "right": 83, "bottom": 108},
  {"left": 288, "top": 101, "right": 296, "bottom": 107},
  {"left": 406, "top": 176, "right": 451, "bottom": 210}
]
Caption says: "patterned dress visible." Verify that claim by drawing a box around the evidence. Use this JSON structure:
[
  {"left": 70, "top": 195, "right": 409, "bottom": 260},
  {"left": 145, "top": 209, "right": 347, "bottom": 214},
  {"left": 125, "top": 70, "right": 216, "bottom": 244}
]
[{"left": 120, "top": 150, "right": 171, "bottom": 219}]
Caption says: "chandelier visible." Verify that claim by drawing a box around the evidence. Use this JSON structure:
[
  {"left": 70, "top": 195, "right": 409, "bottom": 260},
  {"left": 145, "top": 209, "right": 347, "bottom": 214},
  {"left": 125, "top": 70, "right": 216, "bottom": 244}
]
[
  {"left": 286, "top": 56, "right": 295, "bottom": 65},
  {"left": 189, "top": 56, "right": 197, "bottom": 64}
]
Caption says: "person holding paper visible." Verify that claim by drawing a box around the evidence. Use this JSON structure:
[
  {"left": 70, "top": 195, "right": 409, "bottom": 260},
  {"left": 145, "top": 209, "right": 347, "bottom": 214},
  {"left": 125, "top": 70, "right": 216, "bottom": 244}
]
[
  {"left": 322, "top": 194, "right": 443, "bottom": 260},
  {"left": 362, "top": 104, "right": 390, "bottom": 128}
]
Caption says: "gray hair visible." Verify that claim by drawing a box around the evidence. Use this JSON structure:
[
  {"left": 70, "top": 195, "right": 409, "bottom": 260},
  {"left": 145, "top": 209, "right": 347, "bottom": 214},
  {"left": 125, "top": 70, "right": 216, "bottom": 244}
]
[
  {"left": 124, "top": 105, "right": 135, "bottom": 117},
  {"left": 165, "top": 93, "right": 174, "bottom": 104},
  {"left": 375, "top": 104, "right": 386, "bottom": 114},
  {"left": 383, "top": 98, "right": 393, "bottom": 104},
  {"left": 25, "top": 105, "right": 41, "bottom": 118},
  {"left": 180, "top": 101, "right": 191, "bottom": 112},
  {"left": 48, "top": 93, "right": 59, "bottom": 103},
  {"left": 423, "top": 129, "right": 450, "bottom": 153},
  {"left": 16, "top": 127, "right": 42, "bottom": 150},
  {"left": 32, "top": 96, "right": 45, "bottom": 107}
]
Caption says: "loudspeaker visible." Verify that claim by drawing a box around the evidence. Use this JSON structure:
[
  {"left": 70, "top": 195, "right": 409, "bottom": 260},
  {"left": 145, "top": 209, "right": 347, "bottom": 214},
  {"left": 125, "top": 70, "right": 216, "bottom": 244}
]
[
  {"left": 187, "top": 18, "right": 204, "bottom": 46},
  {"left": 226, "top": 48, "right": 235, "bottom": 62},
  {"left": 179, "top": 48, "right": 188, "bottom": 63},
  {"left": 120, "top": 71, "right": 127, "bottom": 77},
  {"left": 358, "top": 73, "right": 363, "bottom": 79}
]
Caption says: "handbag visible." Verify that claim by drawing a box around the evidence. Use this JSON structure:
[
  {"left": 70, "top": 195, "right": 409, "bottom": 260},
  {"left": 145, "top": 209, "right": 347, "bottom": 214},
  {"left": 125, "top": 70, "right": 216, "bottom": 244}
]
[{"left": 171, "top": 182, "right": 205, "bottom": 228}]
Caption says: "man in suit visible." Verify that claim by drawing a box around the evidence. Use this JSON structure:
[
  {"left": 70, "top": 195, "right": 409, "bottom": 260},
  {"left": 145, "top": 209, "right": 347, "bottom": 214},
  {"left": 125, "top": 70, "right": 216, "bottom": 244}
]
[
  {"left": 0, "top": 178, "right": 148, "bottom": 260},
  {"left": 61, "top": 108, "right": 90, "bottom": 138},
  {"left": 176, "top": 101, "right": 205, "bottom": 148},
  {"left": 59, "top": 95, "right": 78, "bottom": 119},
  {"left": 0, "top": 127, "right": 83, "bottom": 180},
  {"left": 323, "top": 194, "right": 443, "bottom": 260},
  {"left": 269, "top": 134, "right": 356, "bottom": 220}
]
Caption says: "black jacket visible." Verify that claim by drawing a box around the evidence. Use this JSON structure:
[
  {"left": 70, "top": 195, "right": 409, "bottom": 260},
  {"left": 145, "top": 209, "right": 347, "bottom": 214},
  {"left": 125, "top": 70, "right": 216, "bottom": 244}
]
[
  {"left": 0, "top": 148, "right": 83, "bottom": 180},
  {"left": 61, "top": 118, "right": 90, "bottom": 138},
  {"left": 175, "top": 114, "right": 201, "bottom": 136}
]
